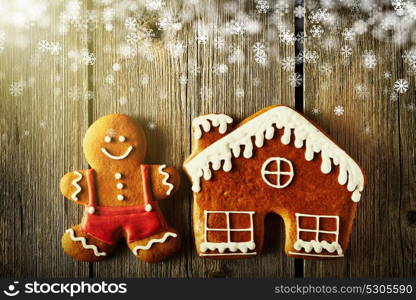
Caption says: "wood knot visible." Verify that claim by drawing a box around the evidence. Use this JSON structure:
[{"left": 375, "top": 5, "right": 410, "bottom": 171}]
[{"left": 406, "top": 210, "right": 416, "bottom": 227}]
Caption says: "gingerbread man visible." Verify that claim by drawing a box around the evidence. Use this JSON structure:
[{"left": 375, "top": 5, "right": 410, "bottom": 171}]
[{"left": 60, "top": 114, "right": 181, "bottom": 262}]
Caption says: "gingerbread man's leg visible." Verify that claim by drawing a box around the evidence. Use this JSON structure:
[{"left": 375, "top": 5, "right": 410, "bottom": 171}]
[
  {"left": 62, "top": 225, "right": 116, "bottom": 262},
  {"left": 127, "top": 227, "right": 181, "bottom": 263}
]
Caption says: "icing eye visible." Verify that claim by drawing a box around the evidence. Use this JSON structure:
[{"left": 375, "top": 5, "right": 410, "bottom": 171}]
[
  {"left": 104, "top": 136, "right": 112, "bottom": 143},
  {"left": 118, "top": 136, "right": 126, "bottom": 142}
]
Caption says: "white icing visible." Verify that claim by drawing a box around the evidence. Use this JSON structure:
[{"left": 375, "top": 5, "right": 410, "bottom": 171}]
[
  {"left": 288, "top": 251, "right": 344, "bottom": 258},
  {"left": 115, "top": 172, "right": 122, "bottom": 179},
  {"left": 293, "top": 240, "right": 343, "bottom": 255},
  {"left": 118, "top": 135, "right": 126, "bottom": 142},
  {"left": 158, "top": 164, "right": 174, "bottom": 195},
  {"left": 65, "top": 228, "right": 106, "bottom": 256},
  {"left": 192, "top": 114, "right": 233, "bottom": 139},
  {"left": 132, "top": 232, "right": 177, "bottom": 255},
  {"left": 184, "top": 106, "right": 364, "bottom": 202},
  {"left": 294, "top": 213, "right": 343, "bottom": 255},
  {"left": 104, "top": 136, "right": 111, "bottom": 143},
  {"left": 201, "top": 210, "right": 256, "bottom": 254},
  {"left": 261, "top": 157, "right": 294, "bottom": 189},
  {"left": 116, "top": 183, "right": 124, "bottom": 189},
  {"left": 145, "top": 204, "right": 152, "bottom": 212},
  {"left": 71, "top": 171, "right": 83, "bottom": 201},
  {"left": 101, "top": 146, "right": 133, "bottom": 160},
  {"left": 87, "top": 206, "right": 95, "bottom": 214},
  {"left": 200, "top": 252, "right": 258, "bottom": 256},
  {"left": 117, "top": 194, "right": 125, "bottom": 201}
]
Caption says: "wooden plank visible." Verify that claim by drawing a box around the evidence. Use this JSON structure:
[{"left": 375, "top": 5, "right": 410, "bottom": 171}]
[
  {"left": 303, "top": 6, "right": 407, "bottom": 277},
  {"left": 90, "top": 1, "right": 189, "bottom": 278},
  {"left": 0, "top": 1, "right": 90, "bottom": 276},
  {"left": 399, "top": 50, "right": 416, "bottom": 276},
  {"left": 187, "top": 0, "right": 296, "bottom": 278}
]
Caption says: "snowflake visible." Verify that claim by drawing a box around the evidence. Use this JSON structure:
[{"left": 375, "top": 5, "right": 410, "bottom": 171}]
[
  {"left": 303, "top": 50, "right": 319, "bottom": 63},
  {"left": 179, "top": 75, "right": 188, "bottom": 85},
  {"left": 229, "top": 47, "right": 244, "bottom": 64},
  {"left": 112, "top": 63, "right": 121, "bottom": 72},
  {"left": 213, "top": 36, "right": 225, "bottom": 50},
  {"left": 353, "top": 20, "right": 368, "bottom": 35},
  {"left": 213, "top": 63, "right": 228, "bottom": 75},
  {"left": 119, "top": 96, "right": 128, "bottom": 105},
  {"left": 126, "top": 32, "right": 138, "bottom": 44},
  {"left": 394, "top": 79, "right": 409, "bottom": 94},
  {"left": 105, "top": 74, "right": 114, "bottom": 85},
  {"left": 146, "top": 0, "right": 165, "bottom": 11},
  {"left": 148, "top": 122, "right": 157, "bottom": 130},
  {"left": 334, "top": 106, "right": 344, "bottom": 116},
  {"left": 407, "top": 103, "right": 416, "bottom": 112},
  {"left": 289, "top": 73, "right": 302, "bottom": 87},
  {"left": 320, "top": 63, "right": 333, "bottom": 74},
  {"left": 362, "top": 50, "right": 377, "bottom": 69},
  {"left": 281, "top": 57, "right": 296, "bottom": 71},
  {"left": 124, "top": 17, "right": 137, "bottom": 31},
  {"left": 82, "top": 52, "right": 96, "bottom": 65},
  {"left": 188, "top": 61, "right": 200, "bottom": 76},
  {"left": 256, "top": 0, "right": 270, "bottom": 14},
  {"left": 311, "top": 107, "right": 320, "bottom": 115},
  {"left": 253, "top": 42, "right": 265, "bottom": 54},
  {"left": 196, "top": 32, "right": 209, "bottom": 45},
  {"left": 402, "top": 50, "right": 416, "bottom": 67},
  {"left": 226, "top": 20, "right": 246, "bottom": 35},
  {"left": 68, "top": 87, "right": 81, "bottom": 100},
  {"left": 9, "top": 82, "right": 23, "bottom": 96},
  {"left": 279, "top": 30, "right": 296, "bottom": 45},
  {"left": 83, "top": 90, "right": 94, "bottom": 101},
  {"left": 49, "top": 42, "right": 62, "bottom": 55},
  {"left": 141, "top": 75, "right": 149, "bottom": 86},
  {"left": 235, "top": 88, "right": 245, "bottom": 98},
  {"left": 294, "top": 6, "right": 305, "bottom": 18},
  {"left": 340, "top": 45, "right": 353, "bottom": 58},
  {"left": 355, "top": 84, "right": 368, "bottom": 98},
  {"left": 390, "top": 92, "right": 398, "bottom": 102},
  {"left": 342, "top": 28, "right": 356, "bottom": 41},
  {"left": 166, "top": 41, "right": 186, "bottom": 58},
  {"left": 384, "top": 71, "right": 392, "bottom": 79},
  {"left": 310, "top": 25, "right": 324, "bottom": 38},
  {"left": 24, "top": 130, "right": 30, "bottom": 136},
  {"left": 295, "top": 32, "right": 305, "bottom": 45},
  {"left": 39, "top": 120, "right": 46, "bottom": 128},
  {"left": 37, "top": 40, "right": 50, "bottom": 52},
  {"left": 118, "top": 44, "right": 136, "bottom": 58},
  {"left": 274, "top": 0, "right": 290, "bottom": 17},
  {"left": 308, "top": 8, "right": 329, "bottom": 24},
  {"left": 392, "top": 0, "right": 405, "bottom": 15},
  {"left": 157, "top": 13, "right": 181, "bottom": 31}
]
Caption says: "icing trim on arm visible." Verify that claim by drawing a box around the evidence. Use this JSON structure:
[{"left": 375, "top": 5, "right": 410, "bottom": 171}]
[
  {"left": 158, "top": 164, "right": 174, "bottom": 195},
  {"left": 132, "top": 232, "right": 177, "bottom": 255},
  {"left": 65, "top": 228, "right": 107, "bottom": 257},
  {"left": 101, "top": 146, "right": 133, "bottom": 160},
  {"left": 71, "top": 171, "right": 83, "bottom": 201},
  {"left": 184, "top": 106, "right": 365, "bottom": 202},
  {"left": 192, "top": 114, "right": 233, "bottom": 139}
]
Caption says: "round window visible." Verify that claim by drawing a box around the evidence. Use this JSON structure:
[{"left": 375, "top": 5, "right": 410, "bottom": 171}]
[{"left": 261, "top": 157, "right": 294, "bottom": 189}]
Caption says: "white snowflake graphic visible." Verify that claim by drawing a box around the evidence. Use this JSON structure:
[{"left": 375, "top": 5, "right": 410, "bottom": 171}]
[
  {"left": 342, "top": 28, "right": 356, "bottom": 41},
  {"left": 179, "top": 75, "right": 188, "bottom": 85},
  {"left": 294, "top": 6, "right": 305, "bottom": 18},
  {"left": 213, "top": 63, "right": 228, "bottom": 75},
  {"left": 37, "top": 40, "right": 50, "bottom": 52},
  {"left": 279, "top": 30, "right": 296, "bottom": 45},
  {"left": 126, "top": 32, "right": 138, "bottom": 44},
  {"left": 146, "top": 0, "right": 166, "bottom": 11},
  {"left": 49, "top": 42, "right": 62, "bottom": 55},
  {"left": 235, "top": 87, "right": 245, "bottom": 98},
  {"left": 281, "top": 57, "right": 296, "bottom": 71},
  {"left": 394, "top": 79, "right": 409, "bottom": 94},
  {"left": 340, "top": 45, "right": 353, "bottom": 58},
  {"left": 289, "top": 73, "right": 302, "bottom": 87},
  {"left": 256, "top": 0, "right": 270, "bottom": 14},
  {"left": 311, "top": 107, "right": 320, "bottom": 115},
  {"left": 119, "top": 96, "right": 128, "bottom": 105},
  {"left": 148, "top": 122, "right": 157, "bottom": 130},
  {"left": 124, "top": 17, "right": 137, "bottom": 31},
  {"left": 310, "top": 25, "right": 323, "bottom": 38},
  {"left": 362, "top": 50, "right": 377, "bottom": 69},
  {"left": 334, "top": 106, "right": 345, "bottom": 116},
  {"left": 9, "top": 82, "right": 23, "bottom": 96}
]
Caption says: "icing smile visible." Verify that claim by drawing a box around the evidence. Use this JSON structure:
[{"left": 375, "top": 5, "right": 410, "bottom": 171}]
[{"left": 101, "top": 146, "right": 134, "bottom": 160}]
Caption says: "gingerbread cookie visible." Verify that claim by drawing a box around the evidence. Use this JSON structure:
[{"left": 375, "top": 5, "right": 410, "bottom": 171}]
[
  {"left": 183, "top": 105, "right": 365, "bottom": 259},
  {"left": 60, "top": 114, "right": 181, "bottom": 262}
]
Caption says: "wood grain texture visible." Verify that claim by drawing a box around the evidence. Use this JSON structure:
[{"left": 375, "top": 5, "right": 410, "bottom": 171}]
[
  {"left": 0, "top": 1, "right": 90, "bottom": 277},
  {"left": 303, "top": 6, "right": 415, "bottom": 277}
]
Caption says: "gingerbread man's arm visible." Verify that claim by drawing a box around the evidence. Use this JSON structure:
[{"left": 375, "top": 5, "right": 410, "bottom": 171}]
[
  {"left": 149, "top": 165, "right": 180, "bottom": 201},
  {"left": 60, "top": 170, "right": 90, "bottom": 205}
]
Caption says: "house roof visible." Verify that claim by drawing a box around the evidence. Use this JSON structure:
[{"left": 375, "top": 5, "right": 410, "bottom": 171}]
[{"left": 184, "top": 106, "right": 365, "bottom": 202}]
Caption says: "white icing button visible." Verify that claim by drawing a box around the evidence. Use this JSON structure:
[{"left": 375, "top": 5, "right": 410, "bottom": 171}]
[
  {"left": 145, "top": 204, "right": 152, "bottom": 212},
  {"left": 117, "top": 194, "right": 125, "bottom": 201},
  {"left": 116, "top": 183, "right": 124, "bottom": 189},
  {"left": 104, "top": 136, "right": 111, "bottom": 143},
  {"left": 118, "top": 136, "right": 126, "bottom": 142},
  {"left": 87, "top": 206, "right": 95, "bottom": 214},
  {"left": 115, "top": 173, "right": 122, "bottom": 179}
]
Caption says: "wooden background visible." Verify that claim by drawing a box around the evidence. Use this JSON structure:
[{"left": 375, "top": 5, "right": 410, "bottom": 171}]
[{"left": 0, "top": 0, "right": 415, "bottom": 278}]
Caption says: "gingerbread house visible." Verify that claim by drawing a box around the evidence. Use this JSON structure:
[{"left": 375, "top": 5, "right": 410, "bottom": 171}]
[{"left": 183, "top": 105, "right": 365, "bottom": 259}]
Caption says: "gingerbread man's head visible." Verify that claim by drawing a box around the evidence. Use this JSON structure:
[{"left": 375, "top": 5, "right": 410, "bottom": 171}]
[{"left": 83, "top": 114, "right": 146, "bottom": 169}]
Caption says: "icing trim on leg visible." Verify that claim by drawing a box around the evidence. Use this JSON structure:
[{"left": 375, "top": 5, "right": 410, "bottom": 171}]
[
  {"left": 65, "top": 228, "right": 107, "bottom": 257},
  {"left": 132, "top": 232, "right": 177, "bottom": 255}
]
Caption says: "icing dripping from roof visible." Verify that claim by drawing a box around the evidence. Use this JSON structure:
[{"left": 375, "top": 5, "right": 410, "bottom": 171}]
[{"left": 184, "top": 106, "right": 365, "bottom": 202}]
